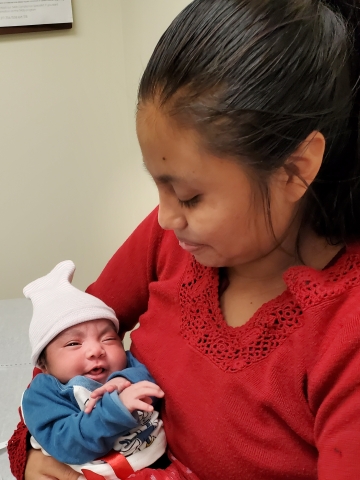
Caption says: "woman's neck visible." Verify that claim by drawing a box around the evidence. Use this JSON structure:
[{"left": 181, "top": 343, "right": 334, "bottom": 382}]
[
  {"left": 226, "top": 229, "right": 344, "bottom": 290},
  {"left": 221, "top": 231, "right": 344, "bottom": 328}
]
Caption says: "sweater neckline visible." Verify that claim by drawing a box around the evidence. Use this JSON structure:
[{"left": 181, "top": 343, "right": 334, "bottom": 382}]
[
  {"left": 179, "top": 258, "right": 303, "bottom": 372},
  {"left": 179, "top": 244, "right": 360, "bottom": 372},
  {"left": 217, "top": 245, "right": 347, "bottom": 297}
]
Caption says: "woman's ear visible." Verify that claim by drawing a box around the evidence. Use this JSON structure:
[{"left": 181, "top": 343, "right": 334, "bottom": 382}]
[{"left": 282, "top": 131, "right": 325, "bottom": 203}]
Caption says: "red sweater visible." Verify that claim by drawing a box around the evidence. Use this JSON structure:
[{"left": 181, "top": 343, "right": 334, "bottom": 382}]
[{"left": 8, "top": 208, "right": 360, "bottom": 480}]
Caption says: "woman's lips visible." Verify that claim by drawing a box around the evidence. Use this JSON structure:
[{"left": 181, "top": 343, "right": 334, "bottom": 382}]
[{"left": 178, "top": 239, "right": 205, "bottom": 253}]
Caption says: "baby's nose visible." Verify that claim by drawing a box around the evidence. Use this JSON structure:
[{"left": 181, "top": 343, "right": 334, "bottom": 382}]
[{"left": 86, "top": 342, "right": 105, "bottom": 358}]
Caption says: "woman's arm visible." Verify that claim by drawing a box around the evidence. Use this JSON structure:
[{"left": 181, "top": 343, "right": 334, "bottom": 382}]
[
  {"left": 8, "top": 416, "right": 79, "bottom": 480},
  {"left": 8, "top": 368, "right": 42, "bottom": 480},
  {"left": 310, "top": 309, "right": 360, "bottom": 478},
  {"left": 86, "top": 207, "right": 163, "bottom": 338},
  {"left": 7, "top": 418, "right": 29, "bottom": 480},
  {"left": 25, "top": 449, "right": 79, "bottom": 480}
]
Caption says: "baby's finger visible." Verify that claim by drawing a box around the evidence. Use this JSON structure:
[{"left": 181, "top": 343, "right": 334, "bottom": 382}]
[
  {"left": 90, "top": 385, "right": 116, "bottom": 399},
  {"left": 141, "top": 396, "right": 153, "bottom": 405},
  {"left": 136, "top": 385, "right": 165, "bottom": 399},
  {"left": 130, "top": 381, "right": 165, "bottom": 397},
  {"left": 132, "top": 399, "right": 155, "bottom": 412},
  {"left": 103, "top": 384, "right": 118, "bottom": 393},
  {"left": 117, "top": 379, "right": 131, "bottom": 392},
  {"left": 90, "top": 388, "right": 105, "bottom": 399},
  {"left": 84, "top": 397, "right": 98, "bottom": 413}
]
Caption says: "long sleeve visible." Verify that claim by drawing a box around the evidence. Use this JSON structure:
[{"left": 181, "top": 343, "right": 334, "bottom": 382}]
[
  {"left": 86, "top": 207, "right": 164, "bottom": 338},
  {"left": 7, "top": 367, "right": 42, "bottom": 480},
  {"left": 282, "top": 255, "right": 360, "bottom": 480},
  {"left": 22, "top": 374, "right": 140, "bottom": 465},
  {"left": 308, "top": 308, "right": 360, "bottom": 479},
  {"left": 7, "top": 416, "right": 29, "bottom": 480}
]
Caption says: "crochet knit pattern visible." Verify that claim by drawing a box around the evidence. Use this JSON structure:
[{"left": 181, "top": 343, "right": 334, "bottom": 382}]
[
  {"left": 284, "top": 252, "right": 360, "bottom": 307},
  {"left": 7, "top": 417, "right": 28, "bottom": 480},
  {"left": 180, "top": 259, "right": 304, "bottom": 373}
]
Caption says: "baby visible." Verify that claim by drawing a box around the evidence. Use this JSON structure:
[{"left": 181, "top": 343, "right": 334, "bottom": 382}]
[{"left": 21, "top": 260, "right": 166, "bottom": 480}]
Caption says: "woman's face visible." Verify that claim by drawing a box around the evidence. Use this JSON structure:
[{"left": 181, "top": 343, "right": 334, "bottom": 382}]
[{"left": 136, "top": 103, "right": 297, "bottom": 269}]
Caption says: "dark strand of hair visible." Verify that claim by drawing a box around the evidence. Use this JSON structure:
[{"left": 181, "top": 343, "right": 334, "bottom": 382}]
[{"left": 138, "top": 0, "right": 360, "bottom": 248}]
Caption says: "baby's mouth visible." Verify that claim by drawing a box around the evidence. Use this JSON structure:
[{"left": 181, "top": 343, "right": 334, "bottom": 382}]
[{"left": 87, "top": 367, "right": 105, "bottom": 376}]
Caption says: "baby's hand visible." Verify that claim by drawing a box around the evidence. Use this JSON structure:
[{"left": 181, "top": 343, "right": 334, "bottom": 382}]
[
  {"left": 119, "top": 380, "right": 164, "bottom": 413},
  {"left": 85, "top": 377, "right": 131, "bottom": 413}
]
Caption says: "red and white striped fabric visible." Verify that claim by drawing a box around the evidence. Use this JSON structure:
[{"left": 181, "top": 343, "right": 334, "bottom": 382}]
[{"left": 69, "top": 424, "right": 166, "bottom": 480}]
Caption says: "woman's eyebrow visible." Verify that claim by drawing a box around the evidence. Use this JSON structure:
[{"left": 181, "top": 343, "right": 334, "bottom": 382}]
[
  {"left": 156, "top": 174, "right": 181, "bottom": 184},
  {"left": 142, "top": 162, "right": 182, "bottom": 184}
]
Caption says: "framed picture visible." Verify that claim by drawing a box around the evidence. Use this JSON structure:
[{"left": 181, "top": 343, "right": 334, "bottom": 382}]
[{"left": 0, "top": 0, "right": 73, "bottom": 35}]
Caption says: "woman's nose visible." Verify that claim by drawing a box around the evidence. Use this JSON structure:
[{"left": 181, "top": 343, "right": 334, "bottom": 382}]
[{"left": 158, "top": 195, "right": 187, "bottom": 231}]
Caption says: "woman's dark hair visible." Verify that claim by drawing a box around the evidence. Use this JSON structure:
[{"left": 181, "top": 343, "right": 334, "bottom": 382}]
[{"left": 138, "top": 0, "right": 360, "bottom": 245}]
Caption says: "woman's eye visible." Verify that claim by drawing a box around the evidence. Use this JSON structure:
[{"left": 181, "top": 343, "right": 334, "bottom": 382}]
[{"left": 178, "top": 195, "right": 200, "bottom": 208}]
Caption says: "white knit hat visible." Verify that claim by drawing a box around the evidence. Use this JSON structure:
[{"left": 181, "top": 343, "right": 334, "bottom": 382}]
[{"left": 24, "top": 260, "right": 119, "bottom": 366}]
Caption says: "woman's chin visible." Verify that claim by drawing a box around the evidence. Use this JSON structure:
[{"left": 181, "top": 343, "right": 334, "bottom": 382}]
[{"left": 192, "top": 250, "right": 226, "bottom": 268}]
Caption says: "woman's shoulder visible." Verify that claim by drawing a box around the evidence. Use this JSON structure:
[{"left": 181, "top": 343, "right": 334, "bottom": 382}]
[
  {"left": 280, "top": 245, "right": 360, "bottom": 388},
  {"left": 281, "top": 243, "right": 360, "bottom": 372},
  {"left": 284, "top": 243, "right": 360, "bottom": 311}
]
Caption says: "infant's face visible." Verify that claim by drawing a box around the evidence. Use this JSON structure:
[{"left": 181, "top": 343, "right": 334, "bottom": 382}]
[{"left": 40, "top": 319, "right": 127, "bottom": 384}]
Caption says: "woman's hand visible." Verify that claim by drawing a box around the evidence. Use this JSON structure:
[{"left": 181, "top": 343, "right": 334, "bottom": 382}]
[{"left": 25, "top": 448, "right": 80, "bottom": 480}]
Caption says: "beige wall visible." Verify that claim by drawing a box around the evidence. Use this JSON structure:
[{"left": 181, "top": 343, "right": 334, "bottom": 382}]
[{"left": 0, "top": 0, "right": 191, "bottom": 299}]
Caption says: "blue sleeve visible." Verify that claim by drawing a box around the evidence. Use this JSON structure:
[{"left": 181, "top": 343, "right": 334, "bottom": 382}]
[
  {"left": 21, "top": 374, "right": 139, "bottom": 465},
  {"left": 107, "top": 351, "right": 155, "bottom": 384}
]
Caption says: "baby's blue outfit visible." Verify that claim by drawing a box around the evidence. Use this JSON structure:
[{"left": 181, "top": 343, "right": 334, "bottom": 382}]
[{"left": 21, "top": 351, "right": 166, "bottom": 475}]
